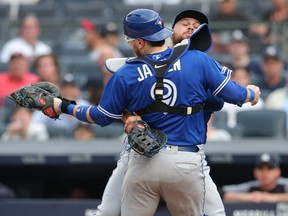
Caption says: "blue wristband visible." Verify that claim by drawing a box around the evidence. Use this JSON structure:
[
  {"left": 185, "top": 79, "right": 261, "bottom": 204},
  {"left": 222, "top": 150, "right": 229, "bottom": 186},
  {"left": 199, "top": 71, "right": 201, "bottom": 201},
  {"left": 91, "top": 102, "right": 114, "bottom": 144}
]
[
  {"left": 75, "top": 105, "right": 89, "bottom": 122},
  {"left": 67, "top": 104, "right": 75, "bottom": 115},
  {"left": 248, "top": 88, "right": 255, "bottom": 102}
]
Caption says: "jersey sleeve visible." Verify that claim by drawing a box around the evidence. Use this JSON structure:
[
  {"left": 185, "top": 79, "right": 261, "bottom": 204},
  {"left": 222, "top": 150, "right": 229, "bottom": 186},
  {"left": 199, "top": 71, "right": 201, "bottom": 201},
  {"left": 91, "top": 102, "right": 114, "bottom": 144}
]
[
  {"left": 95, "top": 72, "right": 128, "bottom": 120},
  {"left": 201, "top": 54, "right": 247, "bottom": 106}
]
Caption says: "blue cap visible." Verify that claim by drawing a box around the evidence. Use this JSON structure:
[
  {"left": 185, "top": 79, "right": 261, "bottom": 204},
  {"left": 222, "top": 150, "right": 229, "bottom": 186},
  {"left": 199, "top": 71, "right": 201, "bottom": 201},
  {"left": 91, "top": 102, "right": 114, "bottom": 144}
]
[{"left": 123, "top": 9, "right": 173, "bottom": 42}]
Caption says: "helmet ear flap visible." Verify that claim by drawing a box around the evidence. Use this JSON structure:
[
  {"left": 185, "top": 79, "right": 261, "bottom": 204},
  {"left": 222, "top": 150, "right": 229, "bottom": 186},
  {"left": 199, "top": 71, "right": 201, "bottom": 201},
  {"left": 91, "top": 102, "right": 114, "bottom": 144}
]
[{"left": 189, "top": 23, "right": 212, "bottom": 52}]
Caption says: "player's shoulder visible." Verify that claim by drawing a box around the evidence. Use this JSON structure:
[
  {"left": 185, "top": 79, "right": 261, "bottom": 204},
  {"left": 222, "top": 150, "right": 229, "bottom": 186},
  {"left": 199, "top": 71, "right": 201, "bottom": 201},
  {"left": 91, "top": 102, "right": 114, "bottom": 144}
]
[
  {"left": 115, "top": 62, "right": 138, "bottom": 77},
  {"left": 186, "top": 49, "right": 208, "bottom": 57},
  {"left": 183, "top": 49, "right": 210, "bottom": 61}
]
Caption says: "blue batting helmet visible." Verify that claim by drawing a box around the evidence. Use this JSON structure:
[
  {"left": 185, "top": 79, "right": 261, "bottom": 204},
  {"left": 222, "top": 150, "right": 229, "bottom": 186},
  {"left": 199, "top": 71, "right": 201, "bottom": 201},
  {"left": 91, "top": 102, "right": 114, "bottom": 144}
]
[{"left": 123, "top": 9, "right": 173, "bottom": 42}]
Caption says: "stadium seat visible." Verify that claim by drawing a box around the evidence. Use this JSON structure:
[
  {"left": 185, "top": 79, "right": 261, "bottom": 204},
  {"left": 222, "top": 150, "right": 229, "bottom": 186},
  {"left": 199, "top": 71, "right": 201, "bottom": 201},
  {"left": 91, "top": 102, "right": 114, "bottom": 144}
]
[
  {"left": 18, "top": 1, "right": 59, "bottom": 20},
  {"left": 213, "top": 111, "right": 228, "bottom": 128},
  {"left": 47, "top": 127, "right": 67, "bottom": 139},
  {"left": 91, "top": 122, "right": 124, "bottom": 139},
  {"left": 62, "top": 1, "right": 106, "bottom": 20},
  {"left": 236, "top": 109, "right": 287, "bottom": 139},
  {"left": 0, "top": 62, "right": 8, "bottom": 72},
  {"left": 213, "top": 111, "right": 244, "bottom": 138},
  {"left": 0, "top": 4, "right": 10, "bottom": 19}
]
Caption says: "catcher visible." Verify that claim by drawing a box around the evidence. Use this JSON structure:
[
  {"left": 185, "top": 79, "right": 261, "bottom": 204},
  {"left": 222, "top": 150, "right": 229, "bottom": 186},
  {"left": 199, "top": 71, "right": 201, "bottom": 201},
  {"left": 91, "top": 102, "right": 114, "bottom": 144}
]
[
  {"left": 9, "top": 81, "right": 167, "bottom": 158},
  {"left": 10, "top": 8, "right": 260, "bottom": 215}
]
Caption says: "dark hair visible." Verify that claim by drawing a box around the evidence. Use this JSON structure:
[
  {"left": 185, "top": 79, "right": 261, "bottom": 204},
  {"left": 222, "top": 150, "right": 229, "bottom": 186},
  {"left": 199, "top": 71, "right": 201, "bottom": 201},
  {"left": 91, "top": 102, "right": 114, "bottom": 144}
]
[
  {"left": 33, "top": 53, "right": 60, "bottom": 74},
  {"left": 9, "top": 53, "right": 25, "bottom": 61},
  {"left": 146, "top": 40, "right": 165, "bottom": 47}
]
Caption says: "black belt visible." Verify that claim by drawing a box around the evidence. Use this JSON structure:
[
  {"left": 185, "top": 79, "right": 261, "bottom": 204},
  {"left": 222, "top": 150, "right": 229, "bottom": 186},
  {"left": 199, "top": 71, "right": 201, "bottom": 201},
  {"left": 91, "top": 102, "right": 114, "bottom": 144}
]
[
  {"left": 178, "top": 145, "right": 199, "bottom": 152},
  {"left": 164, "top": 145, "right": 199, "bottom": 152}
]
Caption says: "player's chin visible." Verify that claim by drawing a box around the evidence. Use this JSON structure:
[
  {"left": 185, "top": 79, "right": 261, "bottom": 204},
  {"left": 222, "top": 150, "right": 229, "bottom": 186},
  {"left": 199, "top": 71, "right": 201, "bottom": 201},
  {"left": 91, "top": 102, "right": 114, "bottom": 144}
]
[{"left": 184, "top": 32, "right": 193, "bottom": 38}]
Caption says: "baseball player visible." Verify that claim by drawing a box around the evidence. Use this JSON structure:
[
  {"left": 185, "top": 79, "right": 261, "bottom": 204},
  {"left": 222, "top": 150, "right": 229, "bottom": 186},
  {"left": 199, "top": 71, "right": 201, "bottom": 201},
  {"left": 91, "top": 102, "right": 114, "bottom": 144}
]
[
  {"left": 6, "top": 8, "right": 259, "bottom": 215},
  {"left": 96, "top": 10, "right": 228, "bottom": 216},
  {"left": 48, "top": 9, "right": 260, "bottom": 215}
]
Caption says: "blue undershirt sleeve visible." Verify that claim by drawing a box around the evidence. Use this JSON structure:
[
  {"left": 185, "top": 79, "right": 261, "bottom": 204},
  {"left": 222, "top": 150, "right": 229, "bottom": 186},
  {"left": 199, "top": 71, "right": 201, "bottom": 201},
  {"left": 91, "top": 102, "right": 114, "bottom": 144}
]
[{"left": 204, "top": 93, "right": 224, "bottom": 112}]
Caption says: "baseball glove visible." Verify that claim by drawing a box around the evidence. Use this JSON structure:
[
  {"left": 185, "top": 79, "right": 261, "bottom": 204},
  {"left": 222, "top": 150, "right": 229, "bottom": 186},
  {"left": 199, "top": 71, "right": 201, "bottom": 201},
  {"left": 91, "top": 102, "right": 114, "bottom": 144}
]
[
  {"left": 125, "top": 120, "right": 167, "bottom": 158},
  {"left": 9, "top": 81, "right": 62, "bottom": 119}
]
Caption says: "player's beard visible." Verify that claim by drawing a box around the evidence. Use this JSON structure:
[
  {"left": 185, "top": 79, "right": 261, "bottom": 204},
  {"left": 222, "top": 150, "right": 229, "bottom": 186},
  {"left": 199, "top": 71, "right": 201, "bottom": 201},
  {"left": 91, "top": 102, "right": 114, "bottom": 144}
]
[
  {"left": 133, "top": 47, "right": 141, "bottom": 57},
  {"left": 171, "top": 34, "right": 182, "bottom": 46},
  {"left": 171, "top": 32, "right": 192, "bottom": 46}
]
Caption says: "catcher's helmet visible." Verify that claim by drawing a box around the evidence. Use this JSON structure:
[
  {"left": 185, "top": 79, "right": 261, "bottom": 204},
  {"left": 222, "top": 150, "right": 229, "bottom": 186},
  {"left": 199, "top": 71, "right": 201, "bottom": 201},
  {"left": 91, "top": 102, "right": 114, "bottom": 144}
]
[{"left": 123, "top": 9, "right": 173, "bottom": 42}]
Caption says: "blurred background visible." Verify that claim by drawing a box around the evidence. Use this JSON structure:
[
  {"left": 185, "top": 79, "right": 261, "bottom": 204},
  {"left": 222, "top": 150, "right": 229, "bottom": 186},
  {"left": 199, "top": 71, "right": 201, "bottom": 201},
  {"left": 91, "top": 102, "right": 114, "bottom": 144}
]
[{"left": 0, "top": 0, "right": 288, "bottom": 215}]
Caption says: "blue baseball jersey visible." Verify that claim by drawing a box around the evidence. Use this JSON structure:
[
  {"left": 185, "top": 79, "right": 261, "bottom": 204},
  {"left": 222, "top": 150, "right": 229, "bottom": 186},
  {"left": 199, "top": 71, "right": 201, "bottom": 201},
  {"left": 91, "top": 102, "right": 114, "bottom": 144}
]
[{"left": 91, "top": 47, "right": 247, "bottom": 145}]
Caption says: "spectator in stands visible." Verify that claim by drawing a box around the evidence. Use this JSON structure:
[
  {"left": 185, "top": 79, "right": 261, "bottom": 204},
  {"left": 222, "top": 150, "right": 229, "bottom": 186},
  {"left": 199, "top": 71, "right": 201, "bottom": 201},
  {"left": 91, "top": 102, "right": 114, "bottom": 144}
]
[
  {"left": 83, "top": 74, "right": 104, "bottom": 105},
  {"left": 33, "top": 53, "right": 62, "bottom": 87},
  {"left": 257, "top": 45, "right": 286, "bottom": 101},
  {"left": 1, "top": 107, "right": 49, "bottom": 141},
  {"left": 207, "top": 115, "right": 232, "bottom": 142},
  {"left": 222, "top": 67, "right": 264, "bottom": 128},
  {"left": 221, "top": 153, "right": 288, "bottom": 203},
  {"left": 82, "top": 43, "right": 119, "bottom": 105},
  {"left": 210, "top": 0, "right": 250, "bottom": 22},
  {"left": 96, "top": 45, "right": 118, "bottom": 85},
  {"left": 266, "top": 0, "right": 288, "bottom": 22},
  {"left": 81, "top": 19, "right": 122, "bottom": 62},
  {"left": 209, "top": 0, "right": 251, "bottom": 54},
  {"left": 31, "top": 74, "right": 89, "bottom": 137},
  {"left": 0, "top": 13, "right": 52, "bottom": 64},
  {"left": 265, "top": 83, "right": 288, "bottom": 138},
  {"left": 249, "top": 0, "right": 288, "bottom": 53},
  {"left": 100, "top": 22, "right": 122, "bottom": 54},
  {"left": 0, "top": 53, "right": 39, "bottom": 108},
  {"left": 73, "top": 123, "right": 95, "bottom": 140},
  {"left": 227, "top": 29, "right": 263, "bottom": 81}
]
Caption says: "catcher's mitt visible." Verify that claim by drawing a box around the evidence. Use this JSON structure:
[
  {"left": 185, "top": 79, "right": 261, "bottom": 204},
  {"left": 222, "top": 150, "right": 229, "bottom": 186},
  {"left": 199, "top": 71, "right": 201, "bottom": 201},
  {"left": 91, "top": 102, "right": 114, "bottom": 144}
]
[
  {"left": 9, "top": 81, "right": 62, "bottom": 119},
  {"left": 125, "top": 120, "right": 167, "bottom": 158}
]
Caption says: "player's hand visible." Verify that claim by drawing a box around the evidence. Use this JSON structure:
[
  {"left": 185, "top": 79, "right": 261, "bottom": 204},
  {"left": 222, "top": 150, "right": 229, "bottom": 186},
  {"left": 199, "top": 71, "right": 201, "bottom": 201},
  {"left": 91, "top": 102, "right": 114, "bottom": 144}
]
[
  {"left": 246, "top": 85, "right": 261, "bottom": 106},
  {"left": 123, "top": 115, "right": 142, "bottom": 131},
  {"left": 53, "top": 97, "right": 63, "bottom": 115}
]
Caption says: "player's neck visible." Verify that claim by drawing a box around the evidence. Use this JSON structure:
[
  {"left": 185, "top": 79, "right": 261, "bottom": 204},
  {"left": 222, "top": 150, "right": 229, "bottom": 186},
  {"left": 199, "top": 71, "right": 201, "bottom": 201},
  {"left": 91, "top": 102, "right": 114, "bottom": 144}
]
[{"left": 143, "top": 45, "right": 168, "bottom": 56}]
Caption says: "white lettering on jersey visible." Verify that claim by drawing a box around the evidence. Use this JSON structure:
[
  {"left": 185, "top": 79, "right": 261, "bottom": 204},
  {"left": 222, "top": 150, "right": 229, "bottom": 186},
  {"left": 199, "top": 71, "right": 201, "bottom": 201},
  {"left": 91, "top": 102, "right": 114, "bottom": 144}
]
[
  {"left": 137, "top": 64, "right": 153, "bottom": 82},
  {"left": 168, "top": 59, "right": 181, "bottom": 72},
  {"left": 150, "top": 79, "right": 177, "bottom": 106}
]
